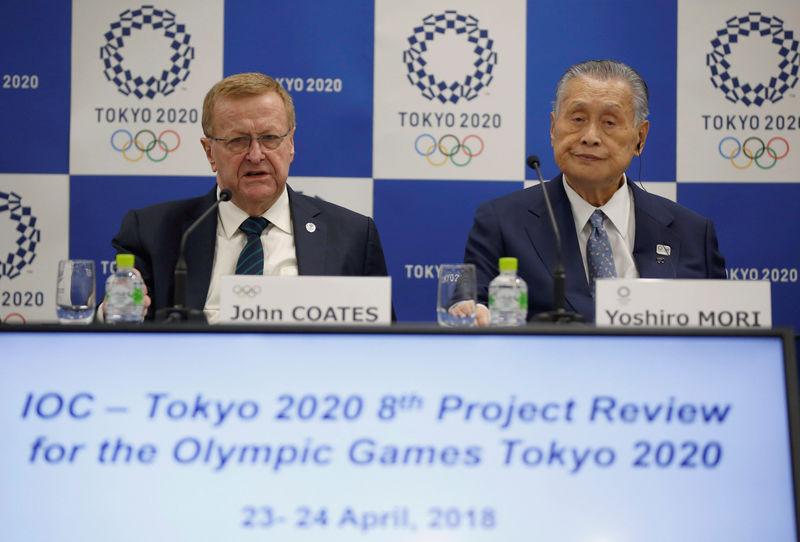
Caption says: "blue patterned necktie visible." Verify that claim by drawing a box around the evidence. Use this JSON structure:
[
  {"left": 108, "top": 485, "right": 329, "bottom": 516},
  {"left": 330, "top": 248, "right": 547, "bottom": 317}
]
[
  {"left": 587, "top": 209, "right": 616, "bottom": 294},
  {"left": 236, "top": 217, "right": 269, "bottom": 275}
]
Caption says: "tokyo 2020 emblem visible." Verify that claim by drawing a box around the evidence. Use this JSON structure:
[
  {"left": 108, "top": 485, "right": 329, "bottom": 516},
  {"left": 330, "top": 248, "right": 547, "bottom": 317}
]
[
  {"left": 0, "top": 191, "right": 40, "bottom": 280},
  {"left": 403, "top": 10, "right": 497, "bottom": 104},
  {"left": 706, "top": 12, "right": 799, "bottom": 106},
  {"left": 100, "top": 5, "right": 194, "bottom": 99}
]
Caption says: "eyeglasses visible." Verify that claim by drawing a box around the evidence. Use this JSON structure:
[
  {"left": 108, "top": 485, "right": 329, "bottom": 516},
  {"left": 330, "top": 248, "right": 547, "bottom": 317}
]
[{"left": 207, "top": 131, "right": 290, "bottom": 153}]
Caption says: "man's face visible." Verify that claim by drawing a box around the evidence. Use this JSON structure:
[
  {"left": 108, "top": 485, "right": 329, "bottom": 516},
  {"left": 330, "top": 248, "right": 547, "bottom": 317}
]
[
  {"left": 201, "top": 92, "right": 295, "bottom": 216},
  {"left": 550, "top": 76, "right": 648, "bottom": 191}
]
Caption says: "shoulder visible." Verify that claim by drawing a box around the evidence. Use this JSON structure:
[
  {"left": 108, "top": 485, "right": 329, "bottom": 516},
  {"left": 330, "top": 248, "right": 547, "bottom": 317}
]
[
  {"left": 288, "top": 186, "right": 374, "bottom": 224},
  {"left": 630, "top": 184, "right": 712, "bottom": 225},
  {"left": 474, "top": 181, "right": 550, "bottom": 217},
  {"left": 126, "top": 187, "right": 216, "bottom": 220}
]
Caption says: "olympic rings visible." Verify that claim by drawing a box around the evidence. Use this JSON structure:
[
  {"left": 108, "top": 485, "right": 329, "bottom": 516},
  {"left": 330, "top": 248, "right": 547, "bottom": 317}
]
[
  {"left": 2, "top": 313, "right": 26, "bottom": 324},
  {"left": 233, "top": 285, "right": 262, "bottom": 298},
  {"left": 718, "top": 136, "right": 789, "bottom": 170},
  {"left": 414, "top": 133, "right": 485, "bottom": 167},
  {"left": 110, "top": 129, "right": 182, "bottom": 162}
]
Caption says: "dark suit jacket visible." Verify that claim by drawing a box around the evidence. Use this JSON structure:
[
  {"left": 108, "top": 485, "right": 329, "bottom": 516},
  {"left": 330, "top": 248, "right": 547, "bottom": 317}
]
[
  {"left": 464, "top": 175, "right": 727, "bottom": 322},
  {"left": 112, "top": 185, "right": 389, "bottom": 319}
]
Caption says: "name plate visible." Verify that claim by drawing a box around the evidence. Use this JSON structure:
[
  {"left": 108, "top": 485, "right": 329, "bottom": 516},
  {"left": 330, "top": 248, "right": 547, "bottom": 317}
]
[
  {"left": 595, "top": 279, "right": 771, "bottom": 328},
  {"left": 220, "top": 276, "right": 392, "bottom": 325}
]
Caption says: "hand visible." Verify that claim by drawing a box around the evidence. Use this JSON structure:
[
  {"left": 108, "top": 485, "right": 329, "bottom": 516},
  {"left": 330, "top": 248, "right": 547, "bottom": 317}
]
[
  {"left": 475, "top": 304, "right": 489, "bottom": 327},
  {"left": 448, "top": 301, "right": 490, "bottom": 327},
  {"left": 135, "top": 267, "right": 151, "bottom": 319},
  {"left": 448, "top": 300, "right": 476, "bottom": 319}
]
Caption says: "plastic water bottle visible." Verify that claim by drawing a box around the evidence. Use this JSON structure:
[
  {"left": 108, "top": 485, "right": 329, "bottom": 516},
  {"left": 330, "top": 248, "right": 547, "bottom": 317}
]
[
  {"left": 489, "top": 257, "right": 528, "bottom": 326},
  {"left": 105, "top": 253, "right": 145, "bottom": 323}
]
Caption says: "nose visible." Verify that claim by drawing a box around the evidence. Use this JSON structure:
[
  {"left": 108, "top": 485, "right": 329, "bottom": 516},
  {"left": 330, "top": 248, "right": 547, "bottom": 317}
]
[
  {"left": 245, "top": 138, "right": 266, "bottom": 161},
  {"left": 580, "top": 121, "right": 601, "bottom": 146}
]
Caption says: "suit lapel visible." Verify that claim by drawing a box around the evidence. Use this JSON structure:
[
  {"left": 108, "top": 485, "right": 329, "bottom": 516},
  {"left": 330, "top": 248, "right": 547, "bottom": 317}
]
[
  {"left": 630, "top": 185, "right": 680, "bottom": 278},
  {"left": 288, "top": 187, "right": 326, "bottom": 275},
  {"left": 185, "top": 187, "right": 218, "bottom": 310},
  {"left": 525, "top": 176, "right": 594, "bottom": 319}
]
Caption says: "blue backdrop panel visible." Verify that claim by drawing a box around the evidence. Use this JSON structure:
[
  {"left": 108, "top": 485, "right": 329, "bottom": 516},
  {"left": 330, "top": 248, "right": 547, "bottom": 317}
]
[
  {"left": 525, "top": 0, "right": 677, "bottom": 183},
  {"left": 69, "top": 175, "right": 216, "bottom": 294},
  {"left": 375, "top": 179, "right": 521, "bottom": 322},
  {"left": 1, "top": 0, "right": 797, "bottom": 336},
  {"left": 223, "top": 0, "right": 374, "bottom": 178},
  {"left": 0, "top": 1, "right": 71, "bottom": 173},
  {"left": 678, "top": 183, "right": 800, "bottom": 331}
]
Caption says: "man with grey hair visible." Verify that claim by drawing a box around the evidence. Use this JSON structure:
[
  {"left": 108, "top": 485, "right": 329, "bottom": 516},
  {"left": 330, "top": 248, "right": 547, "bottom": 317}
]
[{"left": 462, "top": 59, "right": 726, "bottom": 324}]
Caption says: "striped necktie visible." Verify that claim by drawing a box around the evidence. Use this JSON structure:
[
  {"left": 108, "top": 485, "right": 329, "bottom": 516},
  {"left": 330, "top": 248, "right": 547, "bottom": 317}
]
[
  {"left": 236, "top": 216, "right": 269, "bottom": 275},
  {"left": 587, "top": 209, "right": 616, "bottom": 294}
]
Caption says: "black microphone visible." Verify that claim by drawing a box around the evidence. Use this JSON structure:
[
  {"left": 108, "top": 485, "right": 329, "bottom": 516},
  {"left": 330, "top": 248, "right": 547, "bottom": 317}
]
[
  {"left": 157, "top": 188, "right": 232, "bottom": 323},
  {"left": 526, "top": 155, "right": 584, "bottom": 324}
]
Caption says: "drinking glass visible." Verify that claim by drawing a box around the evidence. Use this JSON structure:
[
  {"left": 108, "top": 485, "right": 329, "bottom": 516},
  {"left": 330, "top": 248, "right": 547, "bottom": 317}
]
[
  {"left": 56, "top": 260, "right": 96, "bottom": 324},
  {"left": 436, "top": 263, "right": 477, "bottom": 326}
]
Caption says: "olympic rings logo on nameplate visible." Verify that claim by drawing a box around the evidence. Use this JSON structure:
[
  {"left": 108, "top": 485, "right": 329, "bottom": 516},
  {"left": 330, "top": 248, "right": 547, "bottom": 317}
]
[
  {"left": 110, "top": 129, "right": 182, "bottom": 162},
  {"left": 718, "top": 136, "right": 789, "bottom": 170},
  {"left": 414, "top": 134, "right": 485, "bottom": 167},
  {"left": 233, "top": 285, "right": 262, "bottom": 298}
]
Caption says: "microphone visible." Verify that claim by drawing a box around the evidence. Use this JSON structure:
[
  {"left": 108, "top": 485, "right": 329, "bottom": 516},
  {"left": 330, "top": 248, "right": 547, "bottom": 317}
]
[
  {"left": 156, "top": 188, "right": 232, "bottom": 323},
  {"left": 526, "top": 155, "right": 584, "bottom": 324}
]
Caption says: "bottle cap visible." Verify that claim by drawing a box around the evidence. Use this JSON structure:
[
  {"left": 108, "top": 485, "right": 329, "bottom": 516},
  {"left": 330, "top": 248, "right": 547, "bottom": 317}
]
[
  {"left": 115, "top": 253, "right": 135, "bottom": 268},
  {"left": 498, "top": 257, "right": 518, "bottom": 272}
]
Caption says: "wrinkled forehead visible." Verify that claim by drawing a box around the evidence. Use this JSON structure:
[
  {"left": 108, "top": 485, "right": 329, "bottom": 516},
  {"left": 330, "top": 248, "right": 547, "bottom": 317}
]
[
  {"left": 212, "top": 92, "right": 290, "bottom": 131},
  {"left": 558, "top": 76, "right": 636, "bottom": 117}
]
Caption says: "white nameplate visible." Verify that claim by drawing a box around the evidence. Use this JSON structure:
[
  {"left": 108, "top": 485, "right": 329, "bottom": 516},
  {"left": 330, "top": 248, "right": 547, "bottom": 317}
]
[
  {"left": 220, "top": 276, "right": 392, "bottom": 325},
  {"left": 595, "top": 279, "right": 771, "bottom": 328}
]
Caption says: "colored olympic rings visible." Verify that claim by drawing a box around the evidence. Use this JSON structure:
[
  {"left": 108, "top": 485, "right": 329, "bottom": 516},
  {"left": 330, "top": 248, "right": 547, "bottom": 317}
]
[
  {"left": 718, "top": 136, "right": 789, "bottom": 170},
  {"left": 110, "top": 129, "right": 182, "bottom": 162},
  {"left": 414, "top": 133, "right": 485, "bottom": 167},
  {"left": 233, "top": 285, "right": 262, "bottom": 298}
]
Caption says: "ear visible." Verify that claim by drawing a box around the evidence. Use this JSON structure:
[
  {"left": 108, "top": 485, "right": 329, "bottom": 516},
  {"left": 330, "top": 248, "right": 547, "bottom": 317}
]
[
  {"left": 288, "top": 127, "right": 296, "bottom": 163},
  {"left": 549, "top": 111, "right": 556, "bottom": 146},
  {"left": 201, "top": 138, "right": 216, "bottom": 172},
  {"left": 635, "top": 120, "right": 650, "bottom": 156}
]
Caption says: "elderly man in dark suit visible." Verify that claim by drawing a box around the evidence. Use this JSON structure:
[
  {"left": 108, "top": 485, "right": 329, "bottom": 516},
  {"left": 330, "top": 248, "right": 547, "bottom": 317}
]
[
  {"left": 109, "top": 73, "right": 388, "bottom": 322},
  {"left": 463, "top": 60, "right": 726, "bottom": 324}
]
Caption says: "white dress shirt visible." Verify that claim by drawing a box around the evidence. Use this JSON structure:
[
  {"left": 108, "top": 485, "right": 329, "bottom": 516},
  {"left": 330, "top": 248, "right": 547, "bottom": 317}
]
[
  {"left": 563, "top": 174, "right": 639, "bottom": 283},
  {"left": 204, "top": 187, "right": 298, "bottom": 323}
]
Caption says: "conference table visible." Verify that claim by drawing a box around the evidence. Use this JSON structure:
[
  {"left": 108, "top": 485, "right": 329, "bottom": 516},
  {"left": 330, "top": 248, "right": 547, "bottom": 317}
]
[{"left": 2, "top": 323, "right": 798, "bottom": 541}]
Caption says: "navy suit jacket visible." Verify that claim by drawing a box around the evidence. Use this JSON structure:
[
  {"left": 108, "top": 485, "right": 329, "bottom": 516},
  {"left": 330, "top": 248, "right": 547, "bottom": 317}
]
[
  {"left": 112, "top": 185, "right": 389, "bottom": 319},
  {"left": 464, "top": 175, "right": 727, "bottom": 322}
]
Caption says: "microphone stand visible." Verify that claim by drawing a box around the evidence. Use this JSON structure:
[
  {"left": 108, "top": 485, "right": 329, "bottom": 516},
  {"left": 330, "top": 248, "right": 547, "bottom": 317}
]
[
  {"left": 156, "top": 189, "right": 232, "bottom": 323},
  {"left": 526, "top": 156, "right": 584, "bottom": 324}
]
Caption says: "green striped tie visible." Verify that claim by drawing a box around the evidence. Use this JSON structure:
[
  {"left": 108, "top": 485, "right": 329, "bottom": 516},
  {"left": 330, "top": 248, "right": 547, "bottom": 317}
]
[{"left": 236, "top": 217, "right": 269, "bottom": 275}]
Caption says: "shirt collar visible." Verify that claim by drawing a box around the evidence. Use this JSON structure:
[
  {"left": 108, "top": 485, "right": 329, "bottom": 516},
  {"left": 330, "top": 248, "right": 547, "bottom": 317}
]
[
  {"left": 563, "top": 173, "right": 632, "bottom": 239},
  {"left": 217, "top": 185, "right": 293, "bottom": 240}
]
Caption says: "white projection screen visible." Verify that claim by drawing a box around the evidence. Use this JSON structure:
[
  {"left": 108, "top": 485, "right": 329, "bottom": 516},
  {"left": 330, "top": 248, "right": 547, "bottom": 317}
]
[{"left": 1, "top": 326, "right": 798, "bottom": 541}]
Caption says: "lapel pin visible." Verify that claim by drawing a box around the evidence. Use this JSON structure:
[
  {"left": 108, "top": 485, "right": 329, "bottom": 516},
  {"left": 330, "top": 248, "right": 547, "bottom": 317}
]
[
  {"left": 306, "top": 222, "right": 316, "bottom": 233},
  {"left": 656, "top": 256, "right": 666, "bottom": 264},
  {"left": 656, "top": 244, "right": 671, "bottom": 256}
]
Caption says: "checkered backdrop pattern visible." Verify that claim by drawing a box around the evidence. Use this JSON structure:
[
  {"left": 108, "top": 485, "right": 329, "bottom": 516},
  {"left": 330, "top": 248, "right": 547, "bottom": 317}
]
[{"left": 1, "top": 0, "right": 798, "bottom": 337}]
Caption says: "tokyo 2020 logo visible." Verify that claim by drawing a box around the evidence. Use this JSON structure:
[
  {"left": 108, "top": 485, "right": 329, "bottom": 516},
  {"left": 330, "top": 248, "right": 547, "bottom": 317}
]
[
  {"left": 403, "top": 11, "right": 497, "bottom": 104},
  {"left": 0, "top": 191, "right": 40, "bottom": 280},
  {"left": 706, "top": 12, "right": 799, "bottom": 106},
  {"left": 100, "top": 5, "right": 194, "bottom": 99}
]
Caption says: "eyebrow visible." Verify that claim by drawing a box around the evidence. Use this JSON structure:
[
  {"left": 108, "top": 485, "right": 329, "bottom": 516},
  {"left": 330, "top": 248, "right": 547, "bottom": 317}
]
[{"left": 566, "top": 100, "right": 625, "bottom": 112}]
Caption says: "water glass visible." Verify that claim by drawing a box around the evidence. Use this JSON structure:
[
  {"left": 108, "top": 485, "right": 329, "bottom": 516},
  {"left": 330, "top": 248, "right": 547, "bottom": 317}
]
[
  {"left": 436, "top": 263, "right": 477, "bottom": 326},
  {"left": 56, "top": 260, "right": 96, "bottom": 324}
]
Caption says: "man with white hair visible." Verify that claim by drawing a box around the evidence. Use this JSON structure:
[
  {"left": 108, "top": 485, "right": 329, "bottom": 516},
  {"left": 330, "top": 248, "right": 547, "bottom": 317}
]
[{"left": 463, "top": 59, "right": 726, "bottom": 324}]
